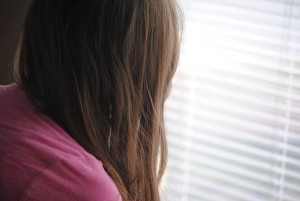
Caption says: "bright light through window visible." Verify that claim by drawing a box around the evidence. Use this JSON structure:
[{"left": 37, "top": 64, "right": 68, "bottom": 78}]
[{"left": 162, "top": 0, "right": 300, "bottom": 200}]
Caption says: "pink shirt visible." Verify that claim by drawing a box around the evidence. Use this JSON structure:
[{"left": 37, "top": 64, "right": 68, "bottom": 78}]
[{"left": 0, "top": 84, "right": 122, "bottom": 201}]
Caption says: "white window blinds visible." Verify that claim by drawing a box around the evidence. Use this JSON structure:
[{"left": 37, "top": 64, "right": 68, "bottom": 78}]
[{"left": 162, "top": 0, "right": 300, "bottom": 200}]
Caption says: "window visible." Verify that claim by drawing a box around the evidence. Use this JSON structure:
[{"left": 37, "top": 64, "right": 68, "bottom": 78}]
[{"left": 162, "top": 0, "right": 300, "bottom": 200}]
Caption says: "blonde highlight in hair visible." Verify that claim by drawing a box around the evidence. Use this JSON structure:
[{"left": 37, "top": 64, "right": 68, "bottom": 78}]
[{"left": 16, "top": 0, "right": 182, "bottom": 200}]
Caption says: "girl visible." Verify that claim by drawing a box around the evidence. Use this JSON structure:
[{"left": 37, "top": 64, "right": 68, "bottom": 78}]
[{"left": 0, "top": 0, "right": 181, "bottom": 200}]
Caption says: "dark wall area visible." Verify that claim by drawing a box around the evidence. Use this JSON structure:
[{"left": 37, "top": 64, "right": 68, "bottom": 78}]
[{"left": 0, "top": 0, "right": 31, "bottom": 85}]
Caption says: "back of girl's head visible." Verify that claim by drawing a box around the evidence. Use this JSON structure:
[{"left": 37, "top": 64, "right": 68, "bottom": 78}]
[{"left": 15, "top": 0, "right": 181, "bottom": 200}]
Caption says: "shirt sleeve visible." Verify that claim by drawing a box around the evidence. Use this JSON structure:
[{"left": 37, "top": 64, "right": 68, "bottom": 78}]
[{"left": 19, "top": 156, "right": 122, "bottom": 201}]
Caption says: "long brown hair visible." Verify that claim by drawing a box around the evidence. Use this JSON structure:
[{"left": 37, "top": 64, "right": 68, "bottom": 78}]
[{"left": 15, "top": 0, "right": 181, "bottom": 200}]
